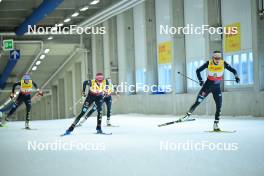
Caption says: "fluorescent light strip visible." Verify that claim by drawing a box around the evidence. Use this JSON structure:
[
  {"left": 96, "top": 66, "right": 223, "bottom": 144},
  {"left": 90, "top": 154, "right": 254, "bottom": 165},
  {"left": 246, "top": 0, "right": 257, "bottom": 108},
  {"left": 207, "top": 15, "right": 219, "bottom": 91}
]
[
  {"left": 64, "top": 18, "right": 71, "bottom": 23},
  {"left": 72, "top": 12, "right": 79, "bottom": 17},
  {"left": 57, "top": 23, "right": 63, "bottom": 27},
  {"left": 44, "top": 48, "right": 50, "bottom": 54},
  {"left": 36, "top": 61, "right": 41, "bottom": 65},
  {"left": 40, "top": 54, "right": 45, "bottom": 60},
  {"left": 90, "top": 0, "right": 99, "bottom": 5},
  {"left": 47, "top": 36, "right": 53, "bottom": 40},
  {"left": 80, "top": 6, "right": 89, "bottom": 11},
  {"left": 32, "top": 66, "right": 37, "bottom": 71}
]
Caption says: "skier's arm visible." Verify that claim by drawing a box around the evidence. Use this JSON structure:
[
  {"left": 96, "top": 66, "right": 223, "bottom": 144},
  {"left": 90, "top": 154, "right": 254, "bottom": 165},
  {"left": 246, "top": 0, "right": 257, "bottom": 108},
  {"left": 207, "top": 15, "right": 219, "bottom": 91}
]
[
  {"left": 32, "top": 81, "right": 43, "bottom": 96},
  {"left": 32, "top": 81, "right": 38, "bottom": 90},
  {"left": 224, "top": 61, "right": 240, "bottom": 83},
  {"left": 82, "top": 80, "right": 89, "bottom": 92},
  {"left": 224, "top": 61, "right": 238, "bottom": 76},
  {"left": 196, "top": 61, "right": 209, "bottom": 81},
  {"left": 82, "top": 80, "right": 92, "bottom": 95},
  {"left": 12, "top": 82, "right": 20, "bottom": 94}
]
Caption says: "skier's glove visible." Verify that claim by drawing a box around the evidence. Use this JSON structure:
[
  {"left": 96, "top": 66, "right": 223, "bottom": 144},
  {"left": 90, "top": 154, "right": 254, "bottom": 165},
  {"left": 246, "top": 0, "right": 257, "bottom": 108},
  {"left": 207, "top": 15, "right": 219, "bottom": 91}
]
[
  {"left": 235, "top": 76, "right": 240, "bottom": 83},
  {"left": 37, "top": 89, "right": 44, "bottom": 96},
  {"left": 199, "top": 80, "right": 204, "bottom": 86},
  {"left": 82, "top": 92, "right": 86, "bottom": 97},
  {"left": 10, "top": 93, "right": 15, "bottom": 99}
]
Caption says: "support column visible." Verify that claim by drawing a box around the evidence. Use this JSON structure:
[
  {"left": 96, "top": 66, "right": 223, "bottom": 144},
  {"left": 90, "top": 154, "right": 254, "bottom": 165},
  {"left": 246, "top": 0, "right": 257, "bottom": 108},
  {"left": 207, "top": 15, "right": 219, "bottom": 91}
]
[
  {"left": 40, "top": 97, "right": 46, "bottom": 120},
  {"left": 145, "top": 0, "right": 158, "bottom": 87},
  {"left": 103, "top": 21, "right": 111, "bottom": 78},
  {"left": 65, "top": 71, "right": 74, "bottom": 118},
  {"left": 133, "top": 3, "right": 147, "bottom": 92},
  {"left": 107, "top": 17, "right": 119, "bottom": 83},
  {"left": 117, "top": 9, "right": 135, "bottom": 89},
  {"left": 172, "top": 0, "right": 186, "bottom": 94},
  {"left": 45, "top": 95, "right": 52, "bottom": 120},
  {"left": 51, "top": 85, "right": 58, "bottom": 119},
  {"left": 92, "top": 25, "right": 104, "bottom": 76},
  {"left": 74, "top": 62, "right": 83, "bottom": 113},
  {"left": 58, "top": 78, "right": 66, "bottom": 118}
]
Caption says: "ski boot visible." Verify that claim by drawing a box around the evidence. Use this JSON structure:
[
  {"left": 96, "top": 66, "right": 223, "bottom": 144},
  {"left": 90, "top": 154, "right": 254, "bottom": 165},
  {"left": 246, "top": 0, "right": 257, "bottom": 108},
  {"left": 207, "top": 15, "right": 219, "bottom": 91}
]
[
  {"left": 106, "top": 119, "right": 111, "bottom": 126},
  {"left": 62, "top": 130, "right": 72, "bottom": 136},
  {"left": 25, "top": 121, "right": 30, "bottom": 129},
  {"left": 213, "top": 120, "right": 221, "bottom": 132},
  {"left": 96, "top": 126, "right": 103, "bottom": 134},
  {"left": 179, "top": 112, "right": 191, "bottom": 122}
]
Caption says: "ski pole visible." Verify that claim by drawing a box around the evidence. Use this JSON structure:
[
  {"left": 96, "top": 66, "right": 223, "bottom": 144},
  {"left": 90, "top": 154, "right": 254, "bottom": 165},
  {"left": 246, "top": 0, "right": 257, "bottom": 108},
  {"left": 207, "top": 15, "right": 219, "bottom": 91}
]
[
  {"left": 177, "top": 72, "right": 237, "bottom": 82},
  {"left": 177, "top": 72, "right": 199, "bottom": 84},
  {"left": 69, "top": 96, "right": 84, "bottom": 111}
]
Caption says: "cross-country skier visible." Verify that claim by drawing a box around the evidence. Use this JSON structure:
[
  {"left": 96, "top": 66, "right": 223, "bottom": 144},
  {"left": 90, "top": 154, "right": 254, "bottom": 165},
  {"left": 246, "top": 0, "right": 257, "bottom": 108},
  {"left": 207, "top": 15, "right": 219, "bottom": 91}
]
[
  {"left": 62, "top": 73, "right": 109, "bottom": 135},
  {"left": 0, "top": 74, "right": 42, "bottom": 129},
  {"left": 76, "top": 78, "right": 116, "bottom": 127},
  {"left": 183, "top": 51, "right": 240, "bottom": 131}
]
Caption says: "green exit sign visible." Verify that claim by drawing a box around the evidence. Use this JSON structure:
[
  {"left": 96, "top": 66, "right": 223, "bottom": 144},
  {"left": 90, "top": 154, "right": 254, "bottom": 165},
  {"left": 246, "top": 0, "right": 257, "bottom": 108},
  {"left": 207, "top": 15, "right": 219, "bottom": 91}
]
[{"left": 2, "top": 39, "right": 14, "bottom": 51}]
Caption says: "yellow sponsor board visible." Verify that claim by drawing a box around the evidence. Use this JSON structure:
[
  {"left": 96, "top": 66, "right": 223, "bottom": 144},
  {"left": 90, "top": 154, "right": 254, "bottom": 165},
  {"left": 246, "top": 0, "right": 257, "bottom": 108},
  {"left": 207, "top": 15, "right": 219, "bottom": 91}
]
[
  {"left": 158, "top": 41, "right": 172, "bottom": 64},
  {"left": 224, "top": 22, "right": 241, "bottom": 53}
]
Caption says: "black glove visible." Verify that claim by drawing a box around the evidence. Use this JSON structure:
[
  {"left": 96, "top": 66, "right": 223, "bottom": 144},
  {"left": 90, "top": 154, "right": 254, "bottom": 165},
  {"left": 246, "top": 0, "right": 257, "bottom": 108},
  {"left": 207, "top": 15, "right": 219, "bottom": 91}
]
[
  {"left": 199, "top": 80, "right": 204, "bottom": 86},
  {"left": 10, "top": 93, "right": 15, "bottom": 99},
  {"left": 235, "top": 76, "right": 240, "bottom": 83}
]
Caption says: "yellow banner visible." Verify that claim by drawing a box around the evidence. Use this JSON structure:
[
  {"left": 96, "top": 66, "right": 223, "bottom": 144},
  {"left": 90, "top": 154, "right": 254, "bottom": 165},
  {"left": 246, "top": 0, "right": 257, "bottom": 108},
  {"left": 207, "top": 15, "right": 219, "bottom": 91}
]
[
  {"left": 224, "top": 22, "right": 241, "bottom": 53},
  {"left": 158, "top": 41, "right": 172, "bottom": 64}
]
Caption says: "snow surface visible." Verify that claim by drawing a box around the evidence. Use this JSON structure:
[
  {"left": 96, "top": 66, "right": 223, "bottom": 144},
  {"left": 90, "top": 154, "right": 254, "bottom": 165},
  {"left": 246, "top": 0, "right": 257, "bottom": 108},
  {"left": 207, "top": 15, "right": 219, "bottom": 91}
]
[{"left": 0, "top": 114, "right": 264, "bottom": 176}]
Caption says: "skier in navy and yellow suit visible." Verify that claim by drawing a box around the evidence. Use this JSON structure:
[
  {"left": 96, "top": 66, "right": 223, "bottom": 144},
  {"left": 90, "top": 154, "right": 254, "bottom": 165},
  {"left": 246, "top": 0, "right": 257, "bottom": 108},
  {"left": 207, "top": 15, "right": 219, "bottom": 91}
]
[
  {"left": 184, "top": 51, "right": 240, "bottom": 131},
  {"left": 0, "top": 74, "right": 42, "bottom": 129},
  {"left": 63, "top": 73, "right": 109, "bottom": 135},
  {"left": 76, "top": 78, "right": 115, "bottom": 127}
]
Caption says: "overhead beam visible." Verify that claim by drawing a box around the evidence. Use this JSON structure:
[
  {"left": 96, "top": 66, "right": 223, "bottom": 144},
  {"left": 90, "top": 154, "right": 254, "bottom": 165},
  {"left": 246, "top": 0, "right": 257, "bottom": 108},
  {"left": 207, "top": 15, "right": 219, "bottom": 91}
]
[{"left": 15, "top": 0, "right": 64, "bottom": 36}]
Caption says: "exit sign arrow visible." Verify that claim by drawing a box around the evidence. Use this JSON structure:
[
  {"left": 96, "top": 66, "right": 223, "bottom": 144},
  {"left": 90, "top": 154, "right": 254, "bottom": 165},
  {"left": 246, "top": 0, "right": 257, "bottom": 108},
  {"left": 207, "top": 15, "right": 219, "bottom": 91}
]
[{"left": 9, "top": 50, "right": 20, "bottom": 60}]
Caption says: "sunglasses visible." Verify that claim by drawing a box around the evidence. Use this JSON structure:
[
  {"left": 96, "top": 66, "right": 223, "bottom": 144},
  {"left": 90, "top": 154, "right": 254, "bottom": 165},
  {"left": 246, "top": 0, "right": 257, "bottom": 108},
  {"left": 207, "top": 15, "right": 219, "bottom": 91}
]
[{"left": 213, "top": 57, "right": 221, "bottom": 60}]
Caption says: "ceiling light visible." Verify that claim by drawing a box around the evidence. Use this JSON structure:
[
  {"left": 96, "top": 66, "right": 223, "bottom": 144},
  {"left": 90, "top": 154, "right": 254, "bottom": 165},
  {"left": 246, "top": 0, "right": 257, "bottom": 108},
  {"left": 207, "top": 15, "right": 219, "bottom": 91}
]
[
  {"left": 80, "top": 6, "right": 89, "bottom": 11},
  {"left": 90, "top": 0, "right": 100, "bottom": 5},
  {"left": 71, "top": 12, "right": 79, "bottom": 17},
  {"left": 64, "top": 18, "right": 71, "bottom": 23},
  {"left": 44, "top": 48, "right": 50, "bottom": 54},
  {"left": 47, "top": 36, "right": 53, "bottom": 40},
  {"left": 40, "top": 54, "right": 46, "bottom": 60},
  {"left": 32, "top": 66, "right": 37, "bottom": 71},
  {"left": 36, "top": 61, "right": 41, "bottom": 66},
  {"left": 57, "top": 23, "right": 64, "bottom": 27}
]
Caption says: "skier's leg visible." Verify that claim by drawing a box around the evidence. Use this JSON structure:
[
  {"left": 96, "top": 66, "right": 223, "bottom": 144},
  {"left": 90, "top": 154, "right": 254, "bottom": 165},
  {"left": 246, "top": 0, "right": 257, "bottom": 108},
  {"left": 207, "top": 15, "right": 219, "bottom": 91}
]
[
  {"left": 24, "top": 95, "right": 32, "bottom": 128},
  {"left": 85, "top": 104, "right": 97, "bottom": 119},
  {"left": 76, "top": 104, "right": 97, "bottom": 127},
  {"left": 105, "top": 96, "right": 112, "bottom": 125},
  {"left": 95, "top": 95, "right": 104, "bottom": 132},
  {"left": 6, "top": 94, "right": 23, "bottom": 120},
  {"left": 187, "top": 86, "right": 210, "bottom": 115},
  {"left": 212, "top": 86, "right": 222, "bottom": 130},
  {"left": 105, "top": 96, "right": 112, "bottom": 120},
  {"left": 66, "top": 96, "right": 93, "bottom": 132}
]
